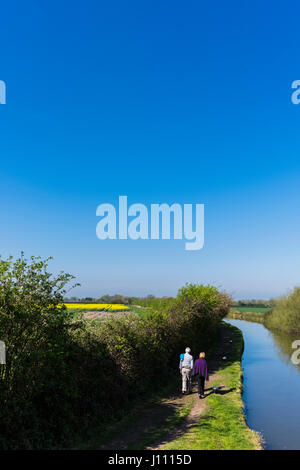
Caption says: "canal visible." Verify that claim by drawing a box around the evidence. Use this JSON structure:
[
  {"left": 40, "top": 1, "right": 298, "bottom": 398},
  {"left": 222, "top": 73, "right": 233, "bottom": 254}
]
[{"left": 226, "top": 319, "right": 300, "bottom": 450}]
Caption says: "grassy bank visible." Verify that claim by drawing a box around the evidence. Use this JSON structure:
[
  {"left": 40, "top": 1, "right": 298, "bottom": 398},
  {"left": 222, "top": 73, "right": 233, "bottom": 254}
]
[
  {"left": 232, "top": 306, "right": 270, "bottom": 314},
  {"left": 227, "top": 309, "right": 266, "bottom": 324},
  {"left": 162, "top": 323, "right": 262, "bottom": 450}
]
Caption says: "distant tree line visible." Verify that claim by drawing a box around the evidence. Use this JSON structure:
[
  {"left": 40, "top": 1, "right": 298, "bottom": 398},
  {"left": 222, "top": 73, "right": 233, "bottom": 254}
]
[
  {"left": 66, "top": 296, "right": 275, "bottom": 309},
  {"left": 64, "top": 294, "right": 174, "bottom": 306},
  {"left": 65, "top": 294, "right": 135, "bottom": 305}
]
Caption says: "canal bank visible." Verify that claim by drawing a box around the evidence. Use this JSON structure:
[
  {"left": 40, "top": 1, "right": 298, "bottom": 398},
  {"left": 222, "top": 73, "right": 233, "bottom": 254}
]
[{"left": 227, "top": 319, "right": 300, "bottom": 450}]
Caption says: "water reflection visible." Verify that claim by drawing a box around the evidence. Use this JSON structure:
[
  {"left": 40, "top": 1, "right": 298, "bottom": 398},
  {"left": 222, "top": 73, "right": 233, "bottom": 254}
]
[{"left": 271, "top": 328, "right": 300, "bottom": 372}]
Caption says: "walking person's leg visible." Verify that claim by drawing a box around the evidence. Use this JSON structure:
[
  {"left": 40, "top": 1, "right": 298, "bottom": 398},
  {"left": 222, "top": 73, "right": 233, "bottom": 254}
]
[
  {"left": 182, "top": 369, "right": 187, "bottom": 393},
  {"left": 187, "top": 369, "right": 192, "bottom": 392},
  {"left": 197, "top": 375, "right": 201, "bottom": 396},
  {"left": 198, "top": 375, "right": 205, "bottom": 397},
  {"left": 201, "top": 376, "right": 205, "bottom": 396}
]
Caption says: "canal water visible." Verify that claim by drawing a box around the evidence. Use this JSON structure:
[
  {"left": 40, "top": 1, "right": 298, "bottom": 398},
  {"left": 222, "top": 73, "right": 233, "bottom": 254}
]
[{"left": 226, "top": 319, "right": 300, "bottom": 450}]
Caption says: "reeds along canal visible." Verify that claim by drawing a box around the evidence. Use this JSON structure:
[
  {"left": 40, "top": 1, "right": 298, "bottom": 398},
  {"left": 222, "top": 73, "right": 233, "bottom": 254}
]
[{"left": 226, "top": 319, "right": 300, "bottom": 450}]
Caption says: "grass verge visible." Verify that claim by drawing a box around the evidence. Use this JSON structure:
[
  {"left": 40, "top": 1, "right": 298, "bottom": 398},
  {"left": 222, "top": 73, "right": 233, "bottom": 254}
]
[
  {"left": 231, "top": 307, "right": 270, "bottom": 314},
  {"left": 162, "top": 323, "right": 262, "bottom": 450},
  {"left": 227, "top": 310, "right": 266, "bottom": 324}
]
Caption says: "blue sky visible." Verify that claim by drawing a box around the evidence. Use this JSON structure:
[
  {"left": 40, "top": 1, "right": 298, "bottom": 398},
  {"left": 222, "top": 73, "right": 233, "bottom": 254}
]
[{"left": 1, "top": 1, "right": 300, "bottom": 299}]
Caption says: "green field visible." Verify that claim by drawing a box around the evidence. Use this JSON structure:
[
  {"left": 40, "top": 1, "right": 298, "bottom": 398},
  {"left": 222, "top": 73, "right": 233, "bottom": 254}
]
[{"left": 232, "top": 306, "right": 270, "bottom": 314}]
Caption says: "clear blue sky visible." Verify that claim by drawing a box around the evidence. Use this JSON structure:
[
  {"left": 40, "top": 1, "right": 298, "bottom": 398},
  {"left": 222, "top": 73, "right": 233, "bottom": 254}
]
[{"left": 1, "top": 1, "right": 300, "bottom": 299}]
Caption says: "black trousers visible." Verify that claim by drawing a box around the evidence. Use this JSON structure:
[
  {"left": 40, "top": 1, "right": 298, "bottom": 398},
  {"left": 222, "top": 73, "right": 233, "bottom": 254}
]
[{"left": 197, "top": 375, "right": 205, "bottom": 395}]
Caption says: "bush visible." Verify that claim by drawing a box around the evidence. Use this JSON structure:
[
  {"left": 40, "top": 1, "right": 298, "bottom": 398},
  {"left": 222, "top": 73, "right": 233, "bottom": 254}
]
[{"left": 265, "top": 287, "right": 300, "bottom": 333}]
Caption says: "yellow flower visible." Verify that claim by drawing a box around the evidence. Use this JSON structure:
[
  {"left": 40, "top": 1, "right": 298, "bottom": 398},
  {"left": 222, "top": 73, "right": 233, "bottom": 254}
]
[{"left": 62, "top": 303, "right": 129, "bottom": 310}]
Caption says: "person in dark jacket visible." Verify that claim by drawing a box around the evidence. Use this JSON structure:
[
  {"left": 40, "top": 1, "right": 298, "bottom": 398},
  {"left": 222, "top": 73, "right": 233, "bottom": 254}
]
[{"left": 192, "top": 352, "right": 208, "bottom": 399}]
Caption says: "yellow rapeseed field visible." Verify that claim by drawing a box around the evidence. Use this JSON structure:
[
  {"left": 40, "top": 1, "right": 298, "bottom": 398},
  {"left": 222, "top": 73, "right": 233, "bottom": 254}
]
[{"left": 63, "top": 303, "right": 129, "bottom": 310}]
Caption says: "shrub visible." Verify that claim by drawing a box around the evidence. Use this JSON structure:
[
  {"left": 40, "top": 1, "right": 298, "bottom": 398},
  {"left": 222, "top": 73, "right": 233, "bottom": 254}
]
[{"left": 265, "top": 287, "right": 300, "bottom": 333}]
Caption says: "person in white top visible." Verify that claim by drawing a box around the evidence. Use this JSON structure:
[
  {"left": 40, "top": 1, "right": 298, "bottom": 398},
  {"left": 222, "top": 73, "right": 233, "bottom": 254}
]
[{"left": 179, "top": 347, "right": 194, "bottom": 394}]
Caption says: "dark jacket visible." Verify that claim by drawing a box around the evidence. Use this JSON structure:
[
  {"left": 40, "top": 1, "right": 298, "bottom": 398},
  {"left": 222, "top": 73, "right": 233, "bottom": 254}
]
[{"left": 192, "top": 358, "right": 208, "bottom": 380}]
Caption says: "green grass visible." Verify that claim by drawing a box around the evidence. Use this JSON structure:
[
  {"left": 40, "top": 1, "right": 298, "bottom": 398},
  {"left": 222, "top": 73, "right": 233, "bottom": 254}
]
[
  {"left": 162, "top": 323, "right": 262, "bottom": 450},
  {"left": 227, "top": 309, "right": 266, "bottom": 324},
  {"left": 232, "top": 307, "right": 270, "bottom": 313},
  {"left": 129, "top": 305, "right": 153, "bottom": 318}
]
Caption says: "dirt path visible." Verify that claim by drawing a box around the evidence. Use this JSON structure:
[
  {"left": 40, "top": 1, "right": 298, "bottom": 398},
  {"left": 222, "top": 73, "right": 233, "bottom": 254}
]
[
  {"left": 146, "top": 384, "right": 209, "bottom": 450},
  {"left": 101, "top": 389, "right": 194, "bottom": 450},
  {"left": 101, "top": 324, "right": 233, "bottom": 450}
]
